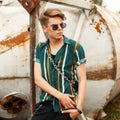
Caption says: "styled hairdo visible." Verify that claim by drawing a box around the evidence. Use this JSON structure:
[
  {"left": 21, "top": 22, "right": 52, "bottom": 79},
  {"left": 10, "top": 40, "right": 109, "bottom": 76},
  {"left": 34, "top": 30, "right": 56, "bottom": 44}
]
[{"left": 39, "top": 8, "right": 66, "bottom": 25}]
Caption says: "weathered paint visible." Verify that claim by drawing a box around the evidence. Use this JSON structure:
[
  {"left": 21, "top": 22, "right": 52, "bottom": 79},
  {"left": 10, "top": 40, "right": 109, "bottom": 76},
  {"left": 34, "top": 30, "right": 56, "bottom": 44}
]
[
  {"left": 41, "top": 0, "right": 93, "bottom": 10},
  {"left": 0, "top": 6, "right": 31, "bottom": 119},
  {"left": 0, "top": 31, "right": 29, "bottom": 54},
  {"left": 0, "top": 92, "right": 31, "bottom": 119},
  {"left": 18, "top": 0, "right": 40, "bottom": 13},
  {"left": 1, "top": 93, "right": 27, "bottom": 114},
  {"left": 0, "top": 0, "right": 120, "bottom": 119},
  {"left": 36, "top": 1, "right": 120, "bottom": 119},
  {"left": 96, "top": 5, "right": 120, "bottom": 81}
]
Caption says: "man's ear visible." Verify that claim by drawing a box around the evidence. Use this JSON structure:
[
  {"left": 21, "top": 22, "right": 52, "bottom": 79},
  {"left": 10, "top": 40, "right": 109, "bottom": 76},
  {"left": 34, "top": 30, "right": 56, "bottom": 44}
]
[{"left": 42, "top": 25, "right": 47, "bottom": 32}]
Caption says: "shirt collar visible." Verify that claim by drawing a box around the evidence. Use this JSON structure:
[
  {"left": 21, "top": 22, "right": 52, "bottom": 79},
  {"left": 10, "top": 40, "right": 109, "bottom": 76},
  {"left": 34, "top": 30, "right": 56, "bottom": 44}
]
[
  {"left": 64, "top": 35, "right": 71, "bottom": 44},
  {"left": 45, "top": 35, "right": 70, "bottom": 45}
]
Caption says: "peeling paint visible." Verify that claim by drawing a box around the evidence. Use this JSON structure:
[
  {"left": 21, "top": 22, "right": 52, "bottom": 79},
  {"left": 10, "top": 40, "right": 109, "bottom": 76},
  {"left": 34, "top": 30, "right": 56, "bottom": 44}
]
[
  {"left": 1, "top": 0, "right": 120, "bottom": 120},
  {"left": 95, "top": 23, "right": 101, "bottom": 33},
  {"left": 0, "top": 30, "right": 30, "bottom": 54},
  {"left": 99, "top": 17, "right": 105, "bottom": 24},
  {"left": 0, "top": 6, "right": 31, "bottom": 119}
]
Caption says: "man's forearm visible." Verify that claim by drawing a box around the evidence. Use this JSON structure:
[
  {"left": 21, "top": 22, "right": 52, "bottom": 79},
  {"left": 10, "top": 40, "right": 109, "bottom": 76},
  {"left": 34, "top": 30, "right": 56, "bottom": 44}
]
[
  {"left": 76, "top": 79, "right": 86, "bottom": 110},
  {"left": 35, "top": 76, "right": 62, "bottom": 99}
]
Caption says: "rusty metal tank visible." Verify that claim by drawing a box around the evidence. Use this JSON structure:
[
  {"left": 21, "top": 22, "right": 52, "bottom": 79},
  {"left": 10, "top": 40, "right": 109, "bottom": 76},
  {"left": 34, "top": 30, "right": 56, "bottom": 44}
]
[
  {"left": 36, "top": 0, "right": 120, "bottom": 119},
  {"left": 0, "top": 2, "right": 31, "bottom": 119},
  {"left": 0, "top": 0, "right": 120, "bottom": 120}
]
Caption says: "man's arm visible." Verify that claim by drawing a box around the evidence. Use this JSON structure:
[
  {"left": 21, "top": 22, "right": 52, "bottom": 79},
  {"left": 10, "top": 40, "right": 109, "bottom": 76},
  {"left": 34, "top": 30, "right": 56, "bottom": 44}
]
[
  {"left": 62, "top": 63, "right": 87, "bottom": 119},
  {"left": 34, "top": 62, "right": 60, "bottom": 97},
  {"left": 34, "top": 62, "right": 76, "bottom": 109},
  {"left": 76, "top": 62, "right": 87, "bottom": 111}
]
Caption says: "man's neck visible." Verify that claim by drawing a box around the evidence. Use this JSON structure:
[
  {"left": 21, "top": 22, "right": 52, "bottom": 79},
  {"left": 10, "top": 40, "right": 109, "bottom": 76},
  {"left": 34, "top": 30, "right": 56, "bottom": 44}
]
[
  {"left": 49, "top": 37, "right": 63, "bottom": 46},
  {"left": 49, "top": 37, "right": 64, "bottom": 55}
]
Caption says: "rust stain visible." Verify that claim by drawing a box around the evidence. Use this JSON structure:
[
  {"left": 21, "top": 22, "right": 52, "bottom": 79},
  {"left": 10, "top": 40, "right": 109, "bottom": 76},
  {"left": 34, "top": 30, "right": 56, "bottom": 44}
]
[
  {"left": 88, "top": 0, "right": 94, "bottom": 4},
  {"left": 92, "top": 110, "right": 100, "bottom": 120},
  {"left": 91, "top": 18, "right": 102, "bottom": 33},
  {"left": 87, "top": 67, "right": 114, "bottom": 80},
  {"left": 99, "top": 17, "right": 105, "bottom": 24},
  {"left": 0, "top": 31, "right": 30, "bottom": 47},
  {"left": 84, "top": 108, "right": 100, "bottom": 119},
  {"left": 95, "top": 23, "right": 101, "bottom": 33},
  {"left": 0, "top": 100, "right": 2, "bottom": 105},
  {"left": 0, "top": 95, "right": 27, "bottom": 114},
  {"left": 0, "top": 31, "right": 30, "bottom": 54},
  {"left": 92, "top": 18, "right": 95, "bottom": 23},
  {"left": 91, "top": 16, "right": 106, "bottom": 33},
  {"left": 18, "top": 0, "right": 40, "bottom": 13}
]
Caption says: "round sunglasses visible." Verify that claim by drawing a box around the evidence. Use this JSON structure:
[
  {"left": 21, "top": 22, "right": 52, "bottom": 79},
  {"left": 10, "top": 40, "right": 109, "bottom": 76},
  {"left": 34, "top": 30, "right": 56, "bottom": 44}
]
[{"left": 51, "top": 22, "right": 67, "bottom": 30}]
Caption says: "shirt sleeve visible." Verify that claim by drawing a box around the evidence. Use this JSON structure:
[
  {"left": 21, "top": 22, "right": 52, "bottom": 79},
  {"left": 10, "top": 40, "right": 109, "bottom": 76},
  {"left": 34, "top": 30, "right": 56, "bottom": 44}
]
[
  {"left": 34, "top": 44, "right": 41, "bottom": 63},
  {"left": 75, "top": 43, "right": 87, "bottom": 66}
]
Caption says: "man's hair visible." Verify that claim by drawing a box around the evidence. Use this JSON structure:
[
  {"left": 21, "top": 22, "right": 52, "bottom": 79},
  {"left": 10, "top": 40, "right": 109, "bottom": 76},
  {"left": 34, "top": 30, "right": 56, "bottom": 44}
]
[{"left": 39, "top": 8, "right": 66, "bottom": 25}]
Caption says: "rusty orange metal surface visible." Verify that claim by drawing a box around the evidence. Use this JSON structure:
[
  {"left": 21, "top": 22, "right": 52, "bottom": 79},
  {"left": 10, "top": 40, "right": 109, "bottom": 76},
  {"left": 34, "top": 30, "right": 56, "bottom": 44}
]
[
  {"left": 1, "top": 0, "right": 120, "bottom": 120},
  {"left": 0, "top": 31, "right": 30, "bottom": 54},
  {"left": 18, "top": 0, "right": 40, "bottom": 13},
  {"left": 0, "top": 95, "right": 27, "bottom": 114},
  {"left": 0, "top": 6, "right": 31, "bottom": 119},
  {"left": 0, "top": 92, "right": 31, "bottom": 119},
  {"left": 87, "top": 67, "right": 114, "bottom": 80}
]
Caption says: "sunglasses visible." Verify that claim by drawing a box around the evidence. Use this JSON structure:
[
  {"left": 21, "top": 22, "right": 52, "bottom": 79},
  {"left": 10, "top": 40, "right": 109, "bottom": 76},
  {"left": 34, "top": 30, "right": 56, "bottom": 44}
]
[{"left": 51, "top": 22, "right": 67, "bottom": 30}]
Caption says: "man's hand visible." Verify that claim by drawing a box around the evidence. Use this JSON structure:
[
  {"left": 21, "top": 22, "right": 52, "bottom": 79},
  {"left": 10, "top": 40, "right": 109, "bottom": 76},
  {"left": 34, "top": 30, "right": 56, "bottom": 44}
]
[
  {"left": 62, "top": 108, "right": 79, "bottom": 120},
  {"left": 57, "top": 93, "right": 76, "bottom": 109}
]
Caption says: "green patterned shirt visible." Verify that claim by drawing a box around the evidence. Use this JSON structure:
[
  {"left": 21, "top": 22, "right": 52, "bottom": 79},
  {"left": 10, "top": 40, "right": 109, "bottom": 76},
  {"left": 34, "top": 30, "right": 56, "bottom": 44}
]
[{"left": 34, "top": 35, "right": 86, "bottom": 112}]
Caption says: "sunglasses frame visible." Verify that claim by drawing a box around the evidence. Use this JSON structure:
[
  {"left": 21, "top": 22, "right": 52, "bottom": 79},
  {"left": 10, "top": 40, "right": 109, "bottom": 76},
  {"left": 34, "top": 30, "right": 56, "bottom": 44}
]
[{"left": 51, "top": 22, "right": 67, "bottom": 30}]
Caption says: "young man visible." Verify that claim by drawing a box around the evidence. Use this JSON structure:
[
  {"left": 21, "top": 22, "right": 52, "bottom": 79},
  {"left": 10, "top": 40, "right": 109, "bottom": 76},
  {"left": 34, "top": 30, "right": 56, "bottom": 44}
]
[{"left": 32, "top": 8, "right": 87, "bottom": 120}]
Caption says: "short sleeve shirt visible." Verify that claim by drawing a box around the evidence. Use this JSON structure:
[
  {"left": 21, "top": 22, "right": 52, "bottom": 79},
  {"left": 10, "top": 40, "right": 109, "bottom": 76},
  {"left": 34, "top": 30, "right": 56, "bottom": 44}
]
[{"left": 34, "top": 35, "right": 86, "bottom": 112}]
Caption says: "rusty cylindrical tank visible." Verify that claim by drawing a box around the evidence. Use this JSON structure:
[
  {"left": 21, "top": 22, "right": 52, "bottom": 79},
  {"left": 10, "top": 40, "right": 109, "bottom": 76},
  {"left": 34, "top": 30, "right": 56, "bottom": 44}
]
[
  {"left": 0, "top": 3, "right": 31, "bottom": 119},
  {"left": 37, "top": 0, "right": 120, "bottom": 119}
]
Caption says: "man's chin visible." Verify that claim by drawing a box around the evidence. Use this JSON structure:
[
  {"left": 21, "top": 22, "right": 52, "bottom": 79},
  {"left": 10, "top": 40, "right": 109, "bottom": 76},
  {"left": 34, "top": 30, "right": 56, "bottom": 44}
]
[{"left": 56, "top": 36, "right": 63, "bottom": 40}]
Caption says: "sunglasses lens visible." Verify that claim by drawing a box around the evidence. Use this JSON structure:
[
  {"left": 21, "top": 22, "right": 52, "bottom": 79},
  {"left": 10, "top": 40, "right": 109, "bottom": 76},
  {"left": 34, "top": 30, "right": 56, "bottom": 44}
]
[
  {"left": 52, "top": 25, "right": 59, "bottom": 30},
  {"left": 60, "top": 23, "right": 66, "bottom": 28},
  {"left": 52, "top": 23, "right": 66, "bottom": 30}
]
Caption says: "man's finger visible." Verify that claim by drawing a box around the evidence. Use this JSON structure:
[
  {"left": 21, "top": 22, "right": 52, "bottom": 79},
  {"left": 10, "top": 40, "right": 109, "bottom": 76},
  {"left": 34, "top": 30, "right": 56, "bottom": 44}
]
[
  {"left": 69, "top": 94, "right": 75, "bottom": 98},
  {"left": 62, "top": 109, "right": 70, "bottom": 114},
  {"left": 71, "top": 100, "right": 76, "bottom": 107}
]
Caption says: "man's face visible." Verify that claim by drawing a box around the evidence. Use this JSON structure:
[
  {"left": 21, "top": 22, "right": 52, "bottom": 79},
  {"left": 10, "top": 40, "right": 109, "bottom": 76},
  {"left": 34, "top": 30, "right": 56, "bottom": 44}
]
[{"left": 42, "top": 17, "right": 66, "bottom": 40}]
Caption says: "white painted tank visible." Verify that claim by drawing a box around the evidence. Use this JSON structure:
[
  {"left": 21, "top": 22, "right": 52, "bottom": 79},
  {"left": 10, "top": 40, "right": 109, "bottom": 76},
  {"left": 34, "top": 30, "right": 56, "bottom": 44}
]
[
  {"left": 37, "top": 0, "right": 120, "bottom": 119},
  {"left": 0, "top": 4, "right": 31, "bottom": 119},
  {"left": 0, "top": 0, "right": 120, "bottom": 119}
]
